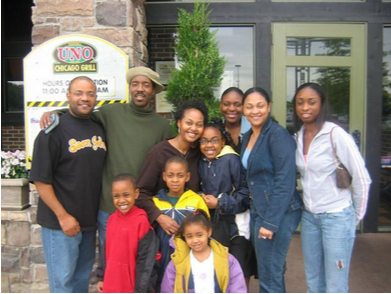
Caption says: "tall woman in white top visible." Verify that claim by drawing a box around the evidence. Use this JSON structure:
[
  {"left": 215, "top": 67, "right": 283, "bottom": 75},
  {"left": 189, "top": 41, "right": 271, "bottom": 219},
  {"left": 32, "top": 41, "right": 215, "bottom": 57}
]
[{"left": 292, "top": 82, "right": 371, "bottom": 293}]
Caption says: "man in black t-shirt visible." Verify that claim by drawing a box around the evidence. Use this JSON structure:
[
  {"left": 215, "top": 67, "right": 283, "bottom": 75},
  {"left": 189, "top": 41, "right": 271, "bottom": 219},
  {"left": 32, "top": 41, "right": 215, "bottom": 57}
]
[{"left": 30, "top": 76, "right": 107, "bottom": 293}]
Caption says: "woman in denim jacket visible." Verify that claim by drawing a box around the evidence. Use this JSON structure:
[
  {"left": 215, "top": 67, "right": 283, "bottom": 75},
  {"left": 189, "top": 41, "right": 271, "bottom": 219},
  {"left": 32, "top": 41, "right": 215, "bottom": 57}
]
[
  {"left": 241, "top": 87, "right": 303, "bottom": 293},
  {"left": 293, "top": 82, "right": 371, "bottom": 293}
]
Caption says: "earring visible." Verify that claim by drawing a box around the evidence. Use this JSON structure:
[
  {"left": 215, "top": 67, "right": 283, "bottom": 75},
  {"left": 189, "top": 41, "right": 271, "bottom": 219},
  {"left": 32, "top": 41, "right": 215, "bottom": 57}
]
[{"left": 178, "top": 127, "right": 181, "bottom": 133}]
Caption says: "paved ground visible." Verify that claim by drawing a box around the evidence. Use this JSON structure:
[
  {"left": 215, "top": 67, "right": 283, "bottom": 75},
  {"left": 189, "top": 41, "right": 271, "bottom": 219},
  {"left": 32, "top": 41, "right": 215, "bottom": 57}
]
[{"left": 249, "top": 233, "right": 391, "bottom": 293}]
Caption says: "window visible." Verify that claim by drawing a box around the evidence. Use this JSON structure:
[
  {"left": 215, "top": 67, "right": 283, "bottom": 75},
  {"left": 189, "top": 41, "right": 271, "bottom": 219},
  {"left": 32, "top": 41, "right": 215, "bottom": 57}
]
[
  {"left": 287, "top": 37, "right": 351, "bottom": 57},
  {"left": 286, "top": 66, "right": 350, "bottom": 133},
  {"left": 379, "top": 25, "right": 391, "bottom": 228},
  {"left": 211, "top": 27, "right": 254, "bottom": 98},
  {"left": 1, "top": 0, "right": 33, "bottom": 125},
  {"left": 149, "top": 26, "right": 254, "bottom": 101},
  {"left": 3, "top": 58, "right": 24, "bottom": 113}
]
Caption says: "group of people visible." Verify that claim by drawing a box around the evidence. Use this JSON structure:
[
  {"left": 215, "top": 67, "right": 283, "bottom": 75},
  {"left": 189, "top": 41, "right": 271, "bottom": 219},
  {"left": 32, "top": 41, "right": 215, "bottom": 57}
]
[{"left": 31, "top": 66, "right": 371, "bottom": 293}]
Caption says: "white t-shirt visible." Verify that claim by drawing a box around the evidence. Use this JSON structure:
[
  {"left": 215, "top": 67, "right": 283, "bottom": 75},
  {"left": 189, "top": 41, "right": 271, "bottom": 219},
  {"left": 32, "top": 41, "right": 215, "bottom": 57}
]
[{"left": 190, "top": 249, "right": 215, "bottom": 293}]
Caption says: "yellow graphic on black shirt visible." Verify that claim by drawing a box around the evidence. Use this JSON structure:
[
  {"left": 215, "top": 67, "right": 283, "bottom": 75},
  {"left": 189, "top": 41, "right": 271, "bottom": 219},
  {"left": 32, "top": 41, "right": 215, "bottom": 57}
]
[{"left": 68, "top": 136, "right": 107, "bottom": 153}]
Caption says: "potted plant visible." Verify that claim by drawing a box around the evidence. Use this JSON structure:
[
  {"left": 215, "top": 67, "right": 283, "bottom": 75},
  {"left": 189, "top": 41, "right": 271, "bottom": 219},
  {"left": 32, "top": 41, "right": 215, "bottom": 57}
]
[{"left": 1, "top": 150, "right": 30, "bottom": 210}]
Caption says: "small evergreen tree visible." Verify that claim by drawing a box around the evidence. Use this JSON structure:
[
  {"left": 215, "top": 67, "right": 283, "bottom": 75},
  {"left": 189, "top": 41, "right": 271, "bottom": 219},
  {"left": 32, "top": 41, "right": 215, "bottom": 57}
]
[{"left": 165, "top": 2, "right": 226, "bottom": 118}]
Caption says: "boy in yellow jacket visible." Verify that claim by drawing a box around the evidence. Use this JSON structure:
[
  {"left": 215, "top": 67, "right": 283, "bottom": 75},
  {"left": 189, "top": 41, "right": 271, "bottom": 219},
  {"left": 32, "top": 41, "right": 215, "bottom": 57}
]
[{"left": 153, "top": 156, "right": 209, "bottom": 289}]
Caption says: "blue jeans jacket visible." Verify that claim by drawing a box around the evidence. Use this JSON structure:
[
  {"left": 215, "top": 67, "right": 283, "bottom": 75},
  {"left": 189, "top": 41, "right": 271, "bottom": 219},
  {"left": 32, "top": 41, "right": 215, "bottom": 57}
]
[{"left": 241, "top": 116, "right": 302, "bottom": 233}]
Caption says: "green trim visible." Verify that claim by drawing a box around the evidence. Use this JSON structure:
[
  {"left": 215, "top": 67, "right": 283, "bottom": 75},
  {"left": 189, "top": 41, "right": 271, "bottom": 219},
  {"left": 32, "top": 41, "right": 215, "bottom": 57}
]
[{"left": 272, "top": 23, "right": 367, "bottom": 154}]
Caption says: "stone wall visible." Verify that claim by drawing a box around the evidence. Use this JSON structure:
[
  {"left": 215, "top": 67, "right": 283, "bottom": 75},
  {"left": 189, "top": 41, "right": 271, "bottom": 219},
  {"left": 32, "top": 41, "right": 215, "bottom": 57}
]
[
  {"left": 1, "top": 189, "right": 48, "bottom": 293},
  {"left": 1, "top": 188, "right": 101, "bottom": 293},
  {"left": 32, "top": 0, "right": 148, "bottom": 67},
  {"left": 1, "top": 127, "right": 25, "bottom": 151}
]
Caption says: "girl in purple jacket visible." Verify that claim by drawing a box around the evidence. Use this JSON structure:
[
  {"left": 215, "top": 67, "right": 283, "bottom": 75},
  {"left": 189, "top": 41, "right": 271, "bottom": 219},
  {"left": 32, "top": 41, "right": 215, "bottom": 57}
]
[{"left": 161, "top": 210, "right": 247, "bottom": 293}]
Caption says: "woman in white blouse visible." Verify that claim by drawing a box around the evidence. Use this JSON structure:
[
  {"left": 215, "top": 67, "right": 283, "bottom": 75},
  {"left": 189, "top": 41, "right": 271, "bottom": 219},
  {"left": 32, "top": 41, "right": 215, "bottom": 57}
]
[{"left": 292, "top": 82, "right": 371, "bottom": 293}]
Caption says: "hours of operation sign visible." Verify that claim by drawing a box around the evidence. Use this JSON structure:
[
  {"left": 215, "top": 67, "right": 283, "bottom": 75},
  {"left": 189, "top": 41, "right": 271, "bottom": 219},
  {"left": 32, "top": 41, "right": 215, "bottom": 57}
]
[{"left": 24, "top": 34, "right": 128, "bottom": 167}]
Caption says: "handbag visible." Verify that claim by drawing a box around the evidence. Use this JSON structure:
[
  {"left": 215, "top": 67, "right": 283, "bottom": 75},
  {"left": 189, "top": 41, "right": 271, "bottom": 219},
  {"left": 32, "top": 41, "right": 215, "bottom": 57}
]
[
  {"left": 330, "top": 127, "right": 352, "bottom": 189},
  {"left": 211, "top": 206, "right": 231, "bottom": 247}
]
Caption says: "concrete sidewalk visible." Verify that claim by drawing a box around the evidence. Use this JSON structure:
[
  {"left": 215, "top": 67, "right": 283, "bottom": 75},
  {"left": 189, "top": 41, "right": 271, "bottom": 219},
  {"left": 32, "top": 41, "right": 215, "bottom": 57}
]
[{"left": 249, "top": 233, "right": 391, "bottom": 293}]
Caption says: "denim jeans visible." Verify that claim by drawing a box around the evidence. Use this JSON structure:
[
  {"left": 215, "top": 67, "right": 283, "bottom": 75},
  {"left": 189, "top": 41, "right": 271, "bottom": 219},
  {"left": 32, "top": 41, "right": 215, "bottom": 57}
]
[
  {"left": 301, "top": 206, "right": 356, "bottom": 293},
  {"left": 97, "top": 209, "right": 111, "bottom": 265},
  {"left": 250, "top": 203, "right": 302, "bottom": 293},
  {"left": 41, "top": 227, "right": 96, "bottom": 293}
]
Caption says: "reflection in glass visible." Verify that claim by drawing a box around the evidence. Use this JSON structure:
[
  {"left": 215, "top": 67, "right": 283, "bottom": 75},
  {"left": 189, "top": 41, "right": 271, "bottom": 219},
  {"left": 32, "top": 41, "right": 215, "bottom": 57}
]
[
  {"left": 5, "top": 58, "right": 24, "bottom": 112},
  {"left": 286, "top": 66, "right": 350, "bottom": 134},
  {"left": 383, "top": 26, "right": 391, "bottom": 130},
  {"left": 287, "top": 37, "right": 351, "bottom": 57},
  {"left": 211, "top": 27, "right": 254, "bottom": 99},
  {"left": 380, "top": 26, "right": 391, "bottom": 228},
  {"left": 148, "top": 26, "right": 254, "bottom": 104}
]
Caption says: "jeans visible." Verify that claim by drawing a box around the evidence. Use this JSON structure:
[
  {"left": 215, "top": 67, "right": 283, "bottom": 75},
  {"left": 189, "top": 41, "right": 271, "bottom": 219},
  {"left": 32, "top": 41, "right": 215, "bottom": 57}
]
[
  {"left": 301, "top": 206, "right": 356, "bottom": 293},
  {"left": 97, "top": 209, "right": 111, "bottom": 266},
  {"left": 41, "top": 227, "right": 96, "bottom": 293},
  {"left": 250, "top": 203, "right": 302, "bottom": 293}
]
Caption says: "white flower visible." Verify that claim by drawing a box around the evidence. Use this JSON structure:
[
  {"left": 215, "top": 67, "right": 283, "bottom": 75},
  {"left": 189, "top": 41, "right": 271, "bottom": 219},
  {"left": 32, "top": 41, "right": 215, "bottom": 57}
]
[
  {"left": 1, "top": 150, "right": 29, "bottom": 179},
  {"left": 1, "top": 167, "right": 9, "bottom": 176},
  {"left": 17, "top": 151, "right": 26, "bottom": 160},
  {"left": 11, "top": 159, "right": 20, "bottom": 166}
]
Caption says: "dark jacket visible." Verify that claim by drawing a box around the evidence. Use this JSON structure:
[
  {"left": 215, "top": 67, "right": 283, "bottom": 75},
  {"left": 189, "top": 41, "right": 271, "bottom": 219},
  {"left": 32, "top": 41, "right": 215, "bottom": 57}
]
[
  {"left": 152, "top": 189, "right": 210, "bottom": 285},
  {"left": 241, "top": 116, "right": 303, "bottom": 233},
  {"left": 135, "top": 229, "right": 160, "bottom": 293},
  {"left": 199, "top": 145, "right": 250, "bottom": 238}
]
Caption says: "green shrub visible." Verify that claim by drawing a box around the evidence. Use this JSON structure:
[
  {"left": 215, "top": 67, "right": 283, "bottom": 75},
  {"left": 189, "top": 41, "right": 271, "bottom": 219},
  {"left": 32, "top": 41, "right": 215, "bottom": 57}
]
[{"left": 165, "top": 2, "right": 226, "bottom": 119}]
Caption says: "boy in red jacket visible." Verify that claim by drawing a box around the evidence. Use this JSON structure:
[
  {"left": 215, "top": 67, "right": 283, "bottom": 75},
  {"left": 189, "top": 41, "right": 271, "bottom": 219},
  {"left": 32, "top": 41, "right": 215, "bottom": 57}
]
[{"left": 96, "top": 173, "right": 159, "bottom": 293}]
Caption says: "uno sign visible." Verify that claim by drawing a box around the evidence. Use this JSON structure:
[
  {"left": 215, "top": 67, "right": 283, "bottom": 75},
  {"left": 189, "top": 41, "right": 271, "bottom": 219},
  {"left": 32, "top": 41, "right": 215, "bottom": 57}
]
[
  {"left": 24, "top": 34, "right": 129, "bottom": 166},
  {"left": 53, "top": 42, "right": 98, "bottom": 73}
]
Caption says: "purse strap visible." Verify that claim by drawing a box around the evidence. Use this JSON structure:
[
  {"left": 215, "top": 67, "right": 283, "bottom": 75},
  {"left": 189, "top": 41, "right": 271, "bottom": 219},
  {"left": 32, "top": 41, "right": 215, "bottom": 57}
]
[
  {"left": 212, "top": 202, "right": 222, "bottom": 224},
  {"left": 330, "top": 127, "right": 339, "bottom": 168}
]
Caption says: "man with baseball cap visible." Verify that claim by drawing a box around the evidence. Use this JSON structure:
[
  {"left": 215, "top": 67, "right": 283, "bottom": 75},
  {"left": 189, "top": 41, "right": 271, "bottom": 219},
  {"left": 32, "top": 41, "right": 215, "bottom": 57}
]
[{"left": 40, "top": 66, "right": 172, "bottom": 265}]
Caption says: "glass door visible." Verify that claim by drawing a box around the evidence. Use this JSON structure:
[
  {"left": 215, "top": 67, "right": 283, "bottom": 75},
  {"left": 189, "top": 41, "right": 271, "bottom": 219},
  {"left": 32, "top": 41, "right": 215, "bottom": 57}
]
[
  {"left": 272, "top": 23, "right": 367, "bottom": 231},
  {"left": 272, "top": 23, "right": 367, "bottom": 152},
  {"left": 380, "top": 25, "right": 391, "bottom": 230}
]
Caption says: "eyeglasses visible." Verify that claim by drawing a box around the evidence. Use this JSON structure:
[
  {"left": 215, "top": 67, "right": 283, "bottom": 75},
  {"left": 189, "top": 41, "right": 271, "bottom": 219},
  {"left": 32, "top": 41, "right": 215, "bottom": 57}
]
[
  {"left": 199, "top": 137, "right": 222, "bottom": 145},
  {"left": 69, "top": 92, "right": 96, "bottom": 99}
]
